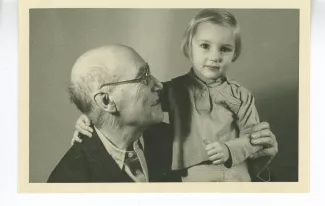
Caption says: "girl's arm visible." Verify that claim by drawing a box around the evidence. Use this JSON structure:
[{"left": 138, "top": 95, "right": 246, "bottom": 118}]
[
  {"left": 222, "top": 87, "right": 262, "bottom": 167},
  {"left": 221, "top": 86, "right": 273, "bottom": 181},
  {"left": 204, "top": 86, "right": 261, "bottom": 167}
]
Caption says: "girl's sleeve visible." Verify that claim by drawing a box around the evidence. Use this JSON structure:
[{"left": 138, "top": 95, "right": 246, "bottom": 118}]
[
  {"left": 224, "top": 86, "right": 272, "bottom": 181},
  {"left": 237, "top": 87, "right": 260, "bottom": 135},
  {"left": 224, "top": 86, "right": 263, "bottom": 167}
]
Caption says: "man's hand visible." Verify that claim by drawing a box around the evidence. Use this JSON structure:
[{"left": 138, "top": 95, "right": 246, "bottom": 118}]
[
  {"left": 205, "top": 141, "right": 230, "bottom": 165},
  {"left": 249, "top": 122, "right": 278, "bottom": 159}
]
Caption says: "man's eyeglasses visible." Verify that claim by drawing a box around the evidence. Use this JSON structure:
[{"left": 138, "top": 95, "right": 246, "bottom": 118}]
[{"left": 99, "top": 63, "right": 151, "bottom": 89}]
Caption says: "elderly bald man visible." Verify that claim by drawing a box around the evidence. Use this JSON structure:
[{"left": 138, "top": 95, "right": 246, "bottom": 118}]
[
  {"left": 48, "top": 44, "right": 277, "bottom": 183},
  {"left": 48, "top": 45, "right": 178, "bottom": 182}
]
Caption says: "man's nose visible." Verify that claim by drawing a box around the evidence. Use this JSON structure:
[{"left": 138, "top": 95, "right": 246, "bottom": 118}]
[{"left": 151, "top": 76, "right": 163, "bottom": 92}]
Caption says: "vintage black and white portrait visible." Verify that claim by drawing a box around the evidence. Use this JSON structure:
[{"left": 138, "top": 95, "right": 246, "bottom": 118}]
[{"left": 19, "top": 1, "right": 310, "bottom": 193}]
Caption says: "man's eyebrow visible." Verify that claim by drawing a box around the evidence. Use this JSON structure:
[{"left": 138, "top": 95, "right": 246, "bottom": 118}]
[{"left": 135, "top": 63, "right": 149, "bottom": 78}]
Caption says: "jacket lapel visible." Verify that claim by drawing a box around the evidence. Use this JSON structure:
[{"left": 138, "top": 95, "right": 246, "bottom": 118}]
[{"left": 81, "top": 127, "right": 133, "bottom": 182}]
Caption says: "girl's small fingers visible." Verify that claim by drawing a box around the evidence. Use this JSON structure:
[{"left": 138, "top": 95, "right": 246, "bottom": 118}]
[
  {"left": 75, "top": 125, "right": 82, "bottom": 132},
  {"left": 79, "top": 129, "right": 92, "bottom": 138},
  {"left": 208, "top": 153, "right": 223, "bottom": 161},
  {"left": 78, "top": 122, "right": 93, "bottom": 133},
  {"left": 207, "top": 147, "right": 222, "bottom": 155},
  {"left": 207, "top": 148, "right": 216, "bottom": 156},
  {"left": 206, "top": 142, "right": 222, "bottom": 151},
  {"left": 80, "top": 124, "right": 93, "bottom": 133},
  {"left": 71, "top": 132, "right": 81, "bottom": 145},
  {"left": 75, "top": 136, "right": 83, "bottom": 142},
  {"left": 205, "top": 143, "right": 214, "bottom": 150},
  {"left": 81, "top": 115, "right": 91, "bottom": 125},
  {"left": 76, "top": 125, "right": 92, "bottom": 137},
  {"left": 73, "top": 130, "right": 79, "bottom": 138},
  {"left": 212, "top": 159, "right": 224, "bottom": 165},
  {"left": 73, "top": 131, "right": 83, "bottom": 142},
  {"left": 86, "top": 132, "right": 92, "bottom": 138},
  {"left": 207, "top": 148, "right": 223, "bottom": 156}
]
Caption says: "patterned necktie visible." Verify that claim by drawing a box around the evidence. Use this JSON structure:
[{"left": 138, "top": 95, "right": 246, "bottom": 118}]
[{"left": 124, "top": 143, "right": 147, "bottom": 182}]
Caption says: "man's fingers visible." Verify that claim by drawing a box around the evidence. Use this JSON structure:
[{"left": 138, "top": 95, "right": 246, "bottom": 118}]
[
  {"left": 251, "top": 129, "right": 274, "bottom": 139},
  {"left": 252, "top": 122, "right": 270, "bottom": 132},
  {"left": 249, "top": 148, "right": 277, "bottom": 159},
  {"left": 251, "top": 137, "right": 274, "bottom": 147}
]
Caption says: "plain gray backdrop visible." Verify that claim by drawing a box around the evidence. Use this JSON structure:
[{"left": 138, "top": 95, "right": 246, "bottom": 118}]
[{"left": 30, "top": 9, "right": 299, "bottom": 182}]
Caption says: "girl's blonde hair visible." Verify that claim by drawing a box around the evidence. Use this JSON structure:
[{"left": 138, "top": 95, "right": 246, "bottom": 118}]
[{"left": 181, "top": 9, "right": 241, "bottom": 62}]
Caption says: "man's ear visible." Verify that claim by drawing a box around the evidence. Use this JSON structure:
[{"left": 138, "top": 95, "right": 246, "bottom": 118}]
[{"left": 94, "top": 93, "right": 117, "bottom": 113}]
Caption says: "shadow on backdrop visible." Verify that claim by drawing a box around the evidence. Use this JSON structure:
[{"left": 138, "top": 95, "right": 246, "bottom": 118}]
[{"left": 256, "top": 86, "right": 298, "bottom": 182}]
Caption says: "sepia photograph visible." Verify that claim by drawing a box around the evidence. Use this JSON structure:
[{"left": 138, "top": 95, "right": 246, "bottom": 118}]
[{"left": 19, "top": 0, "right": 310, "bottom": 193}]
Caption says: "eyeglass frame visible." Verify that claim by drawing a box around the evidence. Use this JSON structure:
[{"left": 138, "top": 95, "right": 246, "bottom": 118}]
[
  {"left": 92, "top": 63, "right": 151, "bottom": 103},
  {"left": 99, "top": 63, "right": 151, "bottom": 89}
]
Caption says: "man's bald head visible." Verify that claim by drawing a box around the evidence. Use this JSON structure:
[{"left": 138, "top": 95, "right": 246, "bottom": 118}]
[
  {"left": 68, "top": 44, "right": 145, "bottom": 114},
  {"left": 71, "top": 45, "right": 143, "bottom": 82}
]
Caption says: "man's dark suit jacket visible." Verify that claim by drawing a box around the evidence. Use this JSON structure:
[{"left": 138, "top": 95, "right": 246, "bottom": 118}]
[{"left": 48, "top": 122, "right": 181, "bottom": 182}]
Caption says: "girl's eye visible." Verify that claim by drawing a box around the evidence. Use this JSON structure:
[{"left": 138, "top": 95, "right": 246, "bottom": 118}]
[
  {"left": 200, "top": 43, "right": 210, "bottom": 50},
  {"left": 221, "top": 47, "right": 233, "bottom": 52}
]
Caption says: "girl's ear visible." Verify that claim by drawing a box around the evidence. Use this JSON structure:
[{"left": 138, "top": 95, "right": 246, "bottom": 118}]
[{"left": 94, "top": 93, "right": 117, "bottom": 113}]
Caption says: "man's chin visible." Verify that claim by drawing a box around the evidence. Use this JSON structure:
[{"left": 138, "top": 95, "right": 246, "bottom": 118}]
[{"left": 156, "top": 113, "right": 164, "bottom": 122}]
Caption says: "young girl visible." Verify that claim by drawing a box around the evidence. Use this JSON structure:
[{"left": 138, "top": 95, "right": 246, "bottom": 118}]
[{"left": 75, "top": 9, "right": 269, "bottom": 182}]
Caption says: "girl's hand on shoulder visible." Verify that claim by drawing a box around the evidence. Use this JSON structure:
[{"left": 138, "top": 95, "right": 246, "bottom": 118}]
[
  {"left": 76, "top": 114, "right": 93, "bottom": 137},
  {"left": 71, "top": 115, "right": 93, "bottom": 145},
  {"left": 205, "top": 141, "right": 230, "bottom": 165}
]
